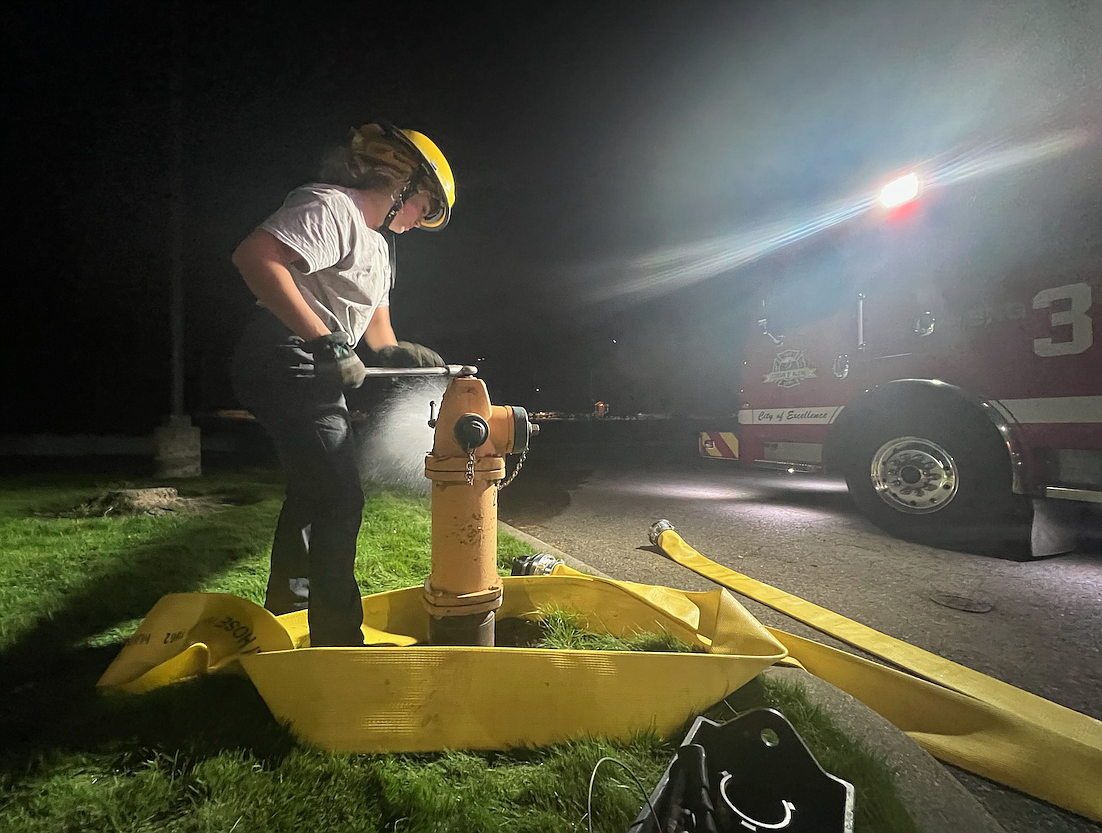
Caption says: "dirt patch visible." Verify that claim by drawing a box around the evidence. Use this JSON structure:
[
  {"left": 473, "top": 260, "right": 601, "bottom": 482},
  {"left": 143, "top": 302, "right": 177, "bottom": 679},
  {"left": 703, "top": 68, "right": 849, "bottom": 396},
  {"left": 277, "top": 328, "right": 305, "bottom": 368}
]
[{"left": 55, "top": 488, "right": 230, "bottom": 518}]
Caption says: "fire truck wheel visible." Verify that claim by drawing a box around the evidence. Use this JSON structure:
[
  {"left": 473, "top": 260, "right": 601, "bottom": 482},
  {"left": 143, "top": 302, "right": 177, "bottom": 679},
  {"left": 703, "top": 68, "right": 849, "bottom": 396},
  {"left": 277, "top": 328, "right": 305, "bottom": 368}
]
[{"left": 843, "top": 411, "right": 1024, "bottom": 546}]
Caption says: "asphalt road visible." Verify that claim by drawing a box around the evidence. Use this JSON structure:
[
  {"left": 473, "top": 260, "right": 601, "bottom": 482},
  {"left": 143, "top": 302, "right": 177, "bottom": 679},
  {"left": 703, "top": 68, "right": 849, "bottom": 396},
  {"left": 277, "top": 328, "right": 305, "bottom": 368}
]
[{"left": 497, "top": 435, "right": 1102, "bottom": 833}]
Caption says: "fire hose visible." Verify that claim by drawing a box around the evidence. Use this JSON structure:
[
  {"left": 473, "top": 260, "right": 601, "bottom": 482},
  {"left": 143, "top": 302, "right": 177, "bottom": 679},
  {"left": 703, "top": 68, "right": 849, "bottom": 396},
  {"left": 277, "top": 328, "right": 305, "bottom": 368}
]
[{"left": 648, "top": 520, "right": 1102, "bottom": 823}]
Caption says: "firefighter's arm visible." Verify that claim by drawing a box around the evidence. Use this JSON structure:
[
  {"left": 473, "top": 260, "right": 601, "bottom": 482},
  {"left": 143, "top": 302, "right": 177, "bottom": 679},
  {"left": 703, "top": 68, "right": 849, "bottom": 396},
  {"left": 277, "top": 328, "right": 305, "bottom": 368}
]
[
  {"left": 231, "top": 229, "right": 330, "bottom": 340},
  {"left": 363, "top": 306, "right": 400, "bottom": 352}
]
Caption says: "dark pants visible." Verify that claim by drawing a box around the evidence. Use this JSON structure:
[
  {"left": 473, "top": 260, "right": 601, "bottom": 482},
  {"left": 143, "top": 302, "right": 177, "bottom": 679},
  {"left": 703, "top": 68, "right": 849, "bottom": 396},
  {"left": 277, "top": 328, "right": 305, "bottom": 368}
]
[{"left": 231, "top": 310, "right": 365, "bottom": 647}]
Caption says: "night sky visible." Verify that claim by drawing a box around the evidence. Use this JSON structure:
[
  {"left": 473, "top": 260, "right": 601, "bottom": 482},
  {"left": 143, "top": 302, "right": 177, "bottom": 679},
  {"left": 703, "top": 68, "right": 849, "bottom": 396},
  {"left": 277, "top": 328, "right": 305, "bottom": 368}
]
[{"left": 7, "top": 1, "right": 1101, "bottom": 434}]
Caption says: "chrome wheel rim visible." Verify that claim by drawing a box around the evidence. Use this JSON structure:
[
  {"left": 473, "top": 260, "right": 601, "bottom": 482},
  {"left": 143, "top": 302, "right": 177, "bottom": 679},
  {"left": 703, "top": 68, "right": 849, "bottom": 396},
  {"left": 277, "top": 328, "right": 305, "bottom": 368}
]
[{"left": 870, "top": 436, "right": 958, "bottom": 514}]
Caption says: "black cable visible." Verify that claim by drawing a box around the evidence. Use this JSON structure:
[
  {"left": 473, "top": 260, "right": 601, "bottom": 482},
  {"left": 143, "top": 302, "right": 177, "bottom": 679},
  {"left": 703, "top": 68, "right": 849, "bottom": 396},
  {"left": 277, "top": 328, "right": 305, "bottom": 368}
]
[{"left": 586, "top": 755, "right": 659, "bottom": 833}]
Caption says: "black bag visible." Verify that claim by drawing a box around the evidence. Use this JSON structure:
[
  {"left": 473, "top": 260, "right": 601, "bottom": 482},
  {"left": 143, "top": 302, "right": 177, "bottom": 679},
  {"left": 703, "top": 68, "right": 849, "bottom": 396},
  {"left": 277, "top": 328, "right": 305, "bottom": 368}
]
[{"left": 630, "top": 709, "right": 854, "bottom": 833}]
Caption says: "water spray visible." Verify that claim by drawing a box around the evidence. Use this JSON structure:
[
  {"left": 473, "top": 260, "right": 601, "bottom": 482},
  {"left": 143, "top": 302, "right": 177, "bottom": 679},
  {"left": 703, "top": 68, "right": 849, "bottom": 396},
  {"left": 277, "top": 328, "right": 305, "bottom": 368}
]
[{"left": 356, "top": 366, "right": 480, "bottom": 491}]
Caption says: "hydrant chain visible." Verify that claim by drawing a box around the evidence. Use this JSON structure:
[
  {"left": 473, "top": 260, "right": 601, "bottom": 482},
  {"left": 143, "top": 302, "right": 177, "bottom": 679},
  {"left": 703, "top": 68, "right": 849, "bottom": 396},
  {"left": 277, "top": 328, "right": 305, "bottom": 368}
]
[
  {"left": 496, "top": 447, "right": 528, "bottom": 489},
  {"left": 466, "top": 448, "right": 476, "bottom": 486}
]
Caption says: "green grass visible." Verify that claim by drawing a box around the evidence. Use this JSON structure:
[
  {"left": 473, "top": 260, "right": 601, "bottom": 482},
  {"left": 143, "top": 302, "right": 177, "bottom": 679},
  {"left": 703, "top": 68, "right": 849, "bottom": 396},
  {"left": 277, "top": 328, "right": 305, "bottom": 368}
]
[
  {"left": 0, "top": 471, "right": 916, "bottom": 832},
  {"left": 537, "top": 608, "right": 694, "bottom": 654}
]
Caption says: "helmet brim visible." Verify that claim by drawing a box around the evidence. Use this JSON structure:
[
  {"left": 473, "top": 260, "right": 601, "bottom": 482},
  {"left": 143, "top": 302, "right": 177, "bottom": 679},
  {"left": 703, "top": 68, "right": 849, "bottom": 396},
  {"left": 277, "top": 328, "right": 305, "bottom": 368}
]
[
  {"left": 391, "top": 128, "right": 454, "bottom": 231},
  {"left": 418, "top": 201, "right": 449, "bottom": 230}
]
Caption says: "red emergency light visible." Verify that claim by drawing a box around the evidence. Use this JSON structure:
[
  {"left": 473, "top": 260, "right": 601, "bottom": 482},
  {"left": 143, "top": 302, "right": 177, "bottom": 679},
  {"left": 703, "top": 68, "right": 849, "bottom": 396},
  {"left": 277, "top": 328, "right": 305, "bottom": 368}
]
[
  {"left": 877, "top": 172, "right": 922, "bottom": 220},
  {"left": 878, "top": 172, "right": 921, "bottom": 208}
]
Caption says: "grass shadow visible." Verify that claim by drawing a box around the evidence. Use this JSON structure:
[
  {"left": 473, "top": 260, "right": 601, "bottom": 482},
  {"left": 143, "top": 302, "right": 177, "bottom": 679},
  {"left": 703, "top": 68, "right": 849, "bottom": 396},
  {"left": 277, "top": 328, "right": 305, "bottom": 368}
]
[
  {"left": 1, "top": 649, "right": 294, "bottom": 785},
  {"left": 0, "top": 481, "right": 294, "bottom": 782},
  {"left": 2, "top": 507, "right": 271, "bottom": 654}
]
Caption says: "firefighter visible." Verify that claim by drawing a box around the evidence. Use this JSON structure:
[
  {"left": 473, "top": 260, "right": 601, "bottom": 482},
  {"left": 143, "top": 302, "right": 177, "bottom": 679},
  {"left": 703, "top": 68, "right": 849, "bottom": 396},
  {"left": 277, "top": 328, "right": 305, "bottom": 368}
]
[{"left": 230, "top": 121, "right": 455, "bottom": 646}]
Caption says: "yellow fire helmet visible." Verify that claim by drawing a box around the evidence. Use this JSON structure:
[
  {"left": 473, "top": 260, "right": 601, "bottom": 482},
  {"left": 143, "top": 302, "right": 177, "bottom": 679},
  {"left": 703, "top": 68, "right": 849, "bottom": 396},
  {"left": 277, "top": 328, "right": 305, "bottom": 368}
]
[
  {"left": 350, "top": 121, "right": 455, "bottom": 231},
  {"left": 395, "top": 128, "right": 454, "bottom": 230}
]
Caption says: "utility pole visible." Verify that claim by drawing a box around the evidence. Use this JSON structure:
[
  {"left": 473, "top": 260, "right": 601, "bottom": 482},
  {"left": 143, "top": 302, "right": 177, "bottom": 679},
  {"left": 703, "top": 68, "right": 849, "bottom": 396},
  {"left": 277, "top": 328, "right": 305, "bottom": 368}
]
[
  {"left": 169, "top": 1, "right": 184, "bottom": 419},
  {"left": 154, "top": 0, "right": 201, "bottom": 477}
]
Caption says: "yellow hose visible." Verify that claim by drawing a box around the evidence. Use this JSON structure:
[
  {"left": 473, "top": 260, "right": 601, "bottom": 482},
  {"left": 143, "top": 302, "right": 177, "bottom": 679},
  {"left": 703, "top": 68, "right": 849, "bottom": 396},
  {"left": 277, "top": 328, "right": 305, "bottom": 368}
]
[
  {"left": 654, "top": 527, "right": 1102, "bottom": 822},
  {"left": 97, "top": 575, "right": 786, "bottom": 754}
]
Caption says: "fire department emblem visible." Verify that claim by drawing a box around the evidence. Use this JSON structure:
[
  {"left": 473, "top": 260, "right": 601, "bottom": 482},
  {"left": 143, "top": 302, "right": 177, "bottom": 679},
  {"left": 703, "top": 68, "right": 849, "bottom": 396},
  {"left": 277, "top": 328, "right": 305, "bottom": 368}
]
[{"left": 764, "top": 350, "right": 817, "bottom": 388}]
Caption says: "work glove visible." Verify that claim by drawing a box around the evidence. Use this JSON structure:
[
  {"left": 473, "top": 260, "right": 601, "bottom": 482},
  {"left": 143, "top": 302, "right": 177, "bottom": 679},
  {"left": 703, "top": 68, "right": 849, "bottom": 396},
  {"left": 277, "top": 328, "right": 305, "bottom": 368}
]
[
  {"left": 375, "top": 341, "right": 445, "bottom": 368},
  {"left": 303, "top": 333, "right": 367, "bottom": 388}
]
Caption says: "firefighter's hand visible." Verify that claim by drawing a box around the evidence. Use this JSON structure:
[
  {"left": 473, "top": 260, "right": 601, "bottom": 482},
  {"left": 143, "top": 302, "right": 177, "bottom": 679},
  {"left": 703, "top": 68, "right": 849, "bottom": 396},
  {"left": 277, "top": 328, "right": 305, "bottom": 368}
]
[
  {"left": 304, "top": 333, "right": 367, "bottom": 388},
  {"left": 375, "top": 341, "right": 445, "bottom": 368}
]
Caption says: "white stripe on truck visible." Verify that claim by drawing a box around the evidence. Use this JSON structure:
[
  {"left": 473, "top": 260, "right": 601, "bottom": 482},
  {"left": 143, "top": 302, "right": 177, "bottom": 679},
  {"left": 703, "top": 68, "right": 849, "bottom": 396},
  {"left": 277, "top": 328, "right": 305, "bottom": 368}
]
[
  {"left": 737, "top": 397, "right": 1102, "bottom": 427},
  {"left": 994, "top": 396, "right": 1102, "bottom": 424}
]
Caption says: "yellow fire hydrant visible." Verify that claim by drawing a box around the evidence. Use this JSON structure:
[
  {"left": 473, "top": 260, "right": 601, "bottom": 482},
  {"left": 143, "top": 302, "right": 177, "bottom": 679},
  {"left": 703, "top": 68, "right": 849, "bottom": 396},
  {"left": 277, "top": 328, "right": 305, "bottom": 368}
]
[{"left": 423, "top": 374, "right": 536, "bottom": 645}]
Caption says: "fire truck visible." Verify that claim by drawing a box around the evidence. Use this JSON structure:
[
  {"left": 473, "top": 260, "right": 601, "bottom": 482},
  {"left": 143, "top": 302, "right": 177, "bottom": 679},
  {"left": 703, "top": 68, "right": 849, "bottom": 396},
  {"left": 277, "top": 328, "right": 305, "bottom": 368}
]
[{"left": 700, "top": 172, "right": 1102, "bottom": 553}]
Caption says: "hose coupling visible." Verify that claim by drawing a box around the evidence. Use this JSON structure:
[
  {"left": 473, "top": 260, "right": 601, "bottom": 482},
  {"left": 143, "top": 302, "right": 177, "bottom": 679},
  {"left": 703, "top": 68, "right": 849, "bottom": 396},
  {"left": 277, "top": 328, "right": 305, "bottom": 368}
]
[
  {"left": 649, "top": 519, "right": 675, "bottom": 546},
  {"left": 511, "top": 553, "right": 564, "bottom": 576}
]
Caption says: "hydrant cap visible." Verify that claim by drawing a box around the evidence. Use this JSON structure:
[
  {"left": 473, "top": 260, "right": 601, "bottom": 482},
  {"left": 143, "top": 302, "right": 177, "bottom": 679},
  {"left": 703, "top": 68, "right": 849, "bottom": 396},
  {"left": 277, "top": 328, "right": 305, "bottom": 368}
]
[{"left": 454, "top": 413, "right": 490, "bottom": 451}]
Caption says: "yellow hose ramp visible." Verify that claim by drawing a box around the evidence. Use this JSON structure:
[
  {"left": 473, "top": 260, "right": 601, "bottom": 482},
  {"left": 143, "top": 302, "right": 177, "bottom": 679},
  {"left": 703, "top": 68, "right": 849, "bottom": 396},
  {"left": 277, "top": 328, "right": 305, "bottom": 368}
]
[
  {"left": 97, "top": 574, "right": 786, "bottom": 753},
  {"left": 652, "top": 527, "right": 1102, "bottom": 823}
]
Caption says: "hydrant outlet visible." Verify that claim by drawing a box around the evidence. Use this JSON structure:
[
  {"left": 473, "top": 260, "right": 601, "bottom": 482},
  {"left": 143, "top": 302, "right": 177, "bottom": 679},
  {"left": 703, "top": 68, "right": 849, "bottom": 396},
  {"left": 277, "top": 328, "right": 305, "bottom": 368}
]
[
  {"left": 510, "top": 406, "right": 535, "bottom": 453},
  {"left": 454, "top": 413, "right": 490, "bottom": 451}
]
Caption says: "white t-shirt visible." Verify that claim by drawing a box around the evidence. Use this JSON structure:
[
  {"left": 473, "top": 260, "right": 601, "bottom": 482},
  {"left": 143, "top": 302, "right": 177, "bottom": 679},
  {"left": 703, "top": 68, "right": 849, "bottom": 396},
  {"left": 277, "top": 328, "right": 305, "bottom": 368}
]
[{"left": 259, "top": 184, "right": 391, "bottom": 346}]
